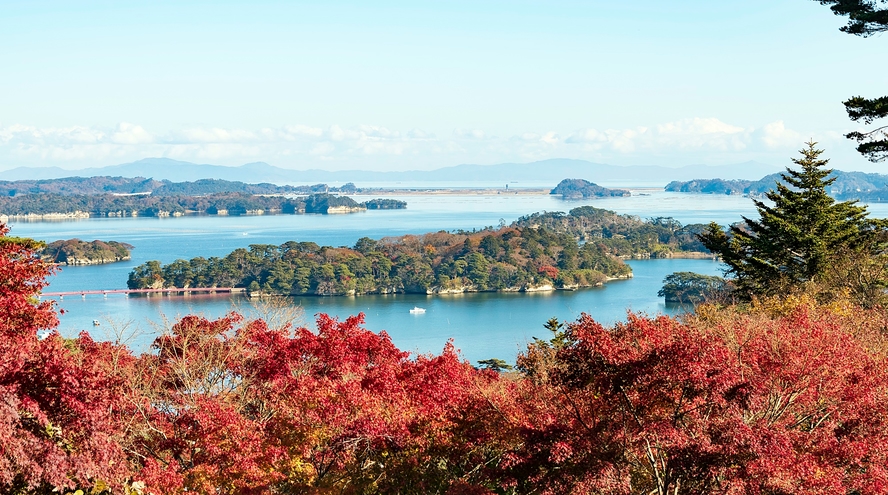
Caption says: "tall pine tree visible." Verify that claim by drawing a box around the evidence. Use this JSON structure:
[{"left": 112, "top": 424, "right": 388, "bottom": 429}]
[{"left": 701, "top": 142, "right": 882, "bottom": 298}]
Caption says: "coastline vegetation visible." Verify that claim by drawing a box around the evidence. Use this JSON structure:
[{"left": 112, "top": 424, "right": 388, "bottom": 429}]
[
  {"left": 127, "top": 206, "right": 712, "bottom": 295},
  {"left": 127, "top": 226, "right": 632, "bottom": 294},
  {"left": 658, "top": 271, "right": 731, "bottom": 304},
  {"left": 665, "top": 169, "right": 888, "bottom": 200}
]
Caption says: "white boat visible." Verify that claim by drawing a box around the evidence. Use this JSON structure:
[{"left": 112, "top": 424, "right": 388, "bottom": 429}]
[{"left": 409, "top": 306, "right": 426, "bottom": 314}]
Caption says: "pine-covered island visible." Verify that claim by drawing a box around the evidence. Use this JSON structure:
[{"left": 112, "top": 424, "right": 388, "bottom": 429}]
[
  {"left": 550, "top": 178, "right": 631, "bottom": 199},
  {"left": 127, "top": 206, "right": 712, "bottom": 295},
  {"left": 40, "top": 239, "right": 133, "bottom": 265}
]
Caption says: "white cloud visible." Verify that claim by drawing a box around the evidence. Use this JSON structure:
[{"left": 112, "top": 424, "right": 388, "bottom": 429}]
[
  {"left": 0, "top": 118, "right": 846, "bottom": 171},
  {"left": 281, "top": 125, "right": 324, "bottom": 139},
  {"left": 565, "top": 128, "right": 607, "bottom": 145},
  {"left": 540, "top": 132, "right": 560, "bottom": 145},
  {"left": 757, "top": 120, "right": 804, "bottom": 149},
  {"left": 407, "top": 128, "right": 434, "bottom": 139},
  {"left": 172, "top": 127, "right": 257, "bottom": 143},
  {"left": 655, "top": 117, "right": 744, "bottom": 136},
  {"left": 111, "top": 122, "right": 154, "bottom": 144},
  {"left": 452, "top": 128, "right": 486, "bottom": 139},
  {"left": 564, "top": 118, "right": 752, "bottom": 153}
]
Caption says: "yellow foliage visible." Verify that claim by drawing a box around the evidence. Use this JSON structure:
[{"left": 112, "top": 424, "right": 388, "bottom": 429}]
[
  {"left": 690, "top": 290, "right": 888, "bottom": 365},
  {"left": 749, "top": 290, "right": 854, "bottom": 318},
  {"left": 280, "top": 457, "right": 317, "bottom": 486}
]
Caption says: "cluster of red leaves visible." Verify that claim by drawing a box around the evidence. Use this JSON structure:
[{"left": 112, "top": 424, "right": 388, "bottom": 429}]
[
  {"left": 118, "top": 312, "right": 510, "bottom": 494},
  {"left": 5, "top": 222, "right": 888, "bottom": 494},
  {"left": 0, "top": 224, "right": 130, "bottom": 493},
  {"left": 506, "top": 309, "right": 888, "bottom": 494},
  {"left": 537, "top": 265, "right": 559, "bottom": 280}
]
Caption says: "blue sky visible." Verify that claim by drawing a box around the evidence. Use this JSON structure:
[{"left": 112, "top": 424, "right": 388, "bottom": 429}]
[{"left": 1, "top": 0, "right": 885, "bottom": 171}]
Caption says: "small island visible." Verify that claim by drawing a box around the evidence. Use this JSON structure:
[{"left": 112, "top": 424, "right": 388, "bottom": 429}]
[
  {"left": 658, "top": 271, "right": 730, "bottom": 304},
  {"left": 550, "top": 179, "right": 630, "bottom": 199},
  {"left": 40, "top": 239, "right": 133, "bottom": 265},
  {"left": 362, "top": 198, "right": 407, "bottom": 209}
]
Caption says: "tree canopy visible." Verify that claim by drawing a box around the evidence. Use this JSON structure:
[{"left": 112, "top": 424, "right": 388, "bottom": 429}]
[
  {"left": 658, "top": 271, "right": 731, "bottom": 304},
  {"left": 816, "top": 0, "right": 888, "bottom": 36},
  {"left": 700, "top": 142, "right": 886, "bottom": 303},
  {"left": 814, "top": 0, "right": 888, "bottom": 161}
]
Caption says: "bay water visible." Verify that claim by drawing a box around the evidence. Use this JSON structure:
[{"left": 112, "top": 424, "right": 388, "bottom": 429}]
[{"left": 12, "top": 187, "right": 884, "bottom": 364}]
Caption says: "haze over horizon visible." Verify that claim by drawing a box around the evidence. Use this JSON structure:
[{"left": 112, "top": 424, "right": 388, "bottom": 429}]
[{"left": 2, "top": 1, "right": 886, "bottom": 173}]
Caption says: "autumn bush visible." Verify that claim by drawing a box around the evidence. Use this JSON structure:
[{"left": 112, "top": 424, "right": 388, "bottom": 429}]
[
  {"left": 505, "top": 301, "right": 888, "bottom": 494},
  {"left": 5, "top": 221, "right": 888, "bottom": 494},
  {"left": 122, "top": 312, "right": 510, "bottom": 494},
  {"left": 0, "top": 225, "right": 131, "bottom": 494}
]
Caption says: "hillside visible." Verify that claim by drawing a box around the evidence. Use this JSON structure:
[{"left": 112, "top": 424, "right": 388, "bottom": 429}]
[{"left": 512, "top": 206, "right": 710, "bottom": 258}]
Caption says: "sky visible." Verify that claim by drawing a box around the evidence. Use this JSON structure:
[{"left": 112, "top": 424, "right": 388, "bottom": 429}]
[{"left": 1, "top": 0, "right": 886, "bottom": 172}]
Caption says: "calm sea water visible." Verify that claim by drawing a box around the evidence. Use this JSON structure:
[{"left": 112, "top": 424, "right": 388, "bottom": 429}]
[{"left": 12, "top": 189, "right": 888, "bottom": 363}]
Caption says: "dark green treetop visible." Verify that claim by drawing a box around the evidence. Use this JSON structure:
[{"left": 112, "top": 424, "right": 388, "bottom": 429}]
[
  {"left": 658, "top": 271, "right": 731, "bottom": 305},
  {"left": 815, "top": 0, "right": 888, "bottom": 36},
  {"left": 476, "top": 358, "right": 513, "bottom": 372},
  {"left": 813, "top": 0, "right": 887, "bottom": 161},
  {"left": 700, "top": 142, "right": 880, "bottom": 297}
]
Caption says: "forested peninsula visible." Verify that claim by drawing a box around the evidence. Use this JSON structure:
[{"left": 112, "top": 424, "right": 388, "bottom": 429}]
[{"left": 128, "top": 206, "right": 710, "bottom": 295}]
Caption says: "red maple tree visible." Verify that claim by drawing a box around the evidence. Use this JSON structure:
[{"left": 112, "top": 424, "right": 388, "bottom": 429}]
[
  {"left": 0, "top": 224, "right": 131, "bottom": 493},
  {"left": 504, "top": 309, "right": 888, "bottom": 494}
]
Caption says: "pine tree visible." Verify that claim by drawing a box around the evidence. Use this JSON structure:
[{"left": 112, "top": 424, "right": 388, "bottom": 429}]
[
  {"left": 811, "top": 0, "right": 888, "bottom": 162},
  {"left": 701, "top": 142, "right": 881, "bottom": 297}
]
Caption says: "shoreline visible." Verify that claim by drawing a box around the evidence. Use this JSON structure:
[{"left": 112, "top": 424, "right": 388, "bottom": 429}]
[{"left": 126, "top": 275, "right": 636, "bottom": 300}]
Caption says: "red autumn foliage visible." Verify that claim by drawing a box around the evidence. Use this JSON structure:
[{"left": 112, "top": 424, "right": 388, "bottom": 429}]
[
  {"left": 537, "top": 265, "right": 559, "bottom": 280},
  {"left": 120, "top": 311, "right": 508, "bottom": 494},
  {"left": 4, "top": 223, "right": 888, "bottom": 494},
  {"left": 505, "top": 309, "right": 888, "bottom": 494},
  {"left": 0, "top": 224, "right": 130, "bottom": 493}
]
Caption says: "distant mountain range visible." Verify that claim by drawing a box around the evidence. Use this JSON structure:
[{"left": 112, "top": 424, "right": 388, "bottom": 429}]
[{"left": 0, "top": 158, "right": 783, "bottom": 185}]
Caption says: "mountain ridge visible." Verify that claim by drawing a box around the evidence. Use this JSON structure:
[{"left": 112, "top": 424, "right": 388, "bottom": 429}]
[{"left": 0, "top": 157, "right": 783, "bottom": 184}]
